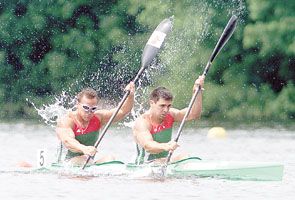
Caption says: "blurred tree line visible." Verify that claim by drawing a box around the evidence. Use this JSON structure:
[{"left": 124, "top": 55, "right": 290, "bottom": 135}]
[{"left": 0, "top": 0, "right": 294, "bottom": 123}]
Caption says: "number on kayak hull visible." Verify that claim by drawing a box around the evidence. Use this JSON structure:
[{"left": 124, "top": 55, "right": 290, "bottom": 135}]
[{"left": 37, "top": 149, "right": 48, "bottom": 168}]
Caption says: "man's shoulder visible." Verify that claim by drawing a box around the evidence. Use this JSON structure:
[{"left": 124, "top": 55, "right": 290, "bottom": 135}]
[
  {"left": 93, "top": 110, "right": 105, "bottom": 122},
  {"left": 134, "top": 113, "right": 151, "bottom": 128},
  {"left": 137, "top": 112, "right": 149, "bottom": 121},
  {"left": 167, "top": 108, "right": 177, "bottom": 115},
  {"left": 57, "top": 112, "right": 75, "bottom": 127}
]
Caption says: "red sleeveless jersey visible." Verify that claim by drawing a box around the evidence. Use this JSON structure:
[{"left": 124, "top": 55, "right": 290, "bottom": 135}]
[
  {"left": 150, "top": 113, "right": 174, "bottom": 134},
  {"left": 73, "top": 115, "right": 101, "bottom": 136}
]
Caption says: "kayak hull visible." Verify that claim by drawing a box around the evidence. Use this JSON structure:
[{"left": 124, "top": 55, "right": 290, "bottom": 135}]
[
  {"left": 7, "top": 157, "right": 284, "bottom": 181},
  {"left": 169, "top": 158, "right": 284, "bottom": 181}
]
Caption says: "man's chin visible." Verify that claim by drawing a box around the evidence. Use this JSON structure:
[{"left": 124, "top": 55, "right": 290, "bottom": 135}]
[
  {"left": 160, "top": 114, "right": 167, "bottom": 119},
  {"left": 83, "top": 115, "right": 92, "bottom": 121}
]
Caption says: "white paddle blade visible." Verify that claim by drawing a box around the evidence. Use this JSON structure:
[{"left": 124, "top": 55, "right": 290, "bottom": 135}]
[{"left": 141, "top": 17, "right": 173, "bottom": 68}]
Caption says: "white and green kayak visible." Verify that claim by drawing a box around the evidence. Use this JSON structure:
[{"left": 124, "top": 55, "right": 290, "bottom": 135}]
[
  {"left": 126, "top": 157, "right": 284, "bottom": 181},
  {"left": 7, "top": 157, "right": 283, "bottom": 181},
  {"left": 170, "top": 157, "right": 284, "bottom": 181}
]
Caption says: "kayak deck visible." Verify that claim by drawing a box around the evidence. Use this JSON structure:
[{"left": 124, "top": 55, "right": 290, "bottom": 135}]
[
  {"left": 169, "top": 158, "right": 284, "bottom": 181},
  {"left": 6, "top": 157, "right": 284, "bottom": 181}
]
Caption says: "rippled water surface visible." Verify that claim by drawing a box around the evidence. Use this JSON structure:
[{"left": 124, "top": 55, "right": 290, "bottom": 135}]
[{"left": 0, "top": 123, "right": 294, "bottom": 200}]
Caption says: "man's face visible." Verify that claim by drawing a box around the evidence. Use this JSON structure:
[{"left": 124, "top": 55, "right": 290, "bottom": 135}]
[
  {"left": 150, "top": 98, "right": 172, "bottom": 120},
  {"left": 77, "top": 96, "right": 98, "bottom": 121}
]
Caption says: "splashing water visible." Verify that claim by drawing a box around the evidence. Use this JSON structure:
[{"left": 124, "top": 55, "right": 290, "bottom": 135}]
[
  {"left": 26, "top": 91, "right": 77, "bottom": 162},
  {"left": 27, "top": 92, "right": 75, "bottom": 128},
  {"left": 29, "top": 62, "right": 157, "bottom": 130},
  {"left": 146, "top": 0, "right": 247, "bottom": 107},
  {"left": 28, "top": 0, "right": 246, "bottom": 129},
  {"left": 122, "top": 60, "right": 167, "bottom": 128}
]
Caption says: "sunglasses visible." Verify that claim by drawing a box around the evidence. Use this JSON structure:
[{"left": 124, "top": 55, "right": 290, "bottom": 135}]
[{"left": 80, "top": 104, "right": 98, "bottom": 113}]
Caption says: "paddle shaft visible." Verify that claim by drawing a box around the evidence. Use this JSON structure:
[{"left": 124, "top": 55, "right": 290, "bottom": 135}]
[
  {"left": 165, "top": 15, "right": 238, "bottom": 165},
  {"left": 82, "top": 66, "right": 146, "bottom": 169},
  {"left": 165, "top": 62, "right": 210, "bottom": 164}
]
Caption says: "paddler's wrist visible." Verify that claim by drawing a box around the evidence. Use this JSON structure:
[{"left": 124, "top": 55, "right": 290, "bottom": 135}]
[
  {"left": 79, "top": 144, "right": 88, "bottom": 154},
  {"left": 192, "top": 88, "right": 205, "bottom": 95},
  {"left": 128, "top": 93, "right": 135, "bottom": 102},
  {"left": 193, "top": 85, "right": 205, "bottom": 92},
  {"left": 162, "top": 143, "right": 171, "bottom": 152},
  {"left": 129, "top": 92, "right": 135, "bottom": 97}
]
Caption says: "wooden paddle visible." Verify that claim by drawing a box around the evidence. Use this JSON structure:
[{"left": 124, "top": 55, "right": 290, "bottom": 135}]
[
  {"left": 160, "top": 15, "right": 238, "bottom": 175},
  {"left": 82, "top": 17, "right": 173, "bottom": 169}
]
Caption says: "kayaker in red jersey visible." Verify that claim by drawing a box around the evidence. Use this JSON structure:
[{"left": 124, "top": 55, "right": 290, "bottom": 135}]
[
  {"left": 56, "top": 82, "right": 135, "bottom": 166},
  {"left": 133, "top": 76, "right": 204, "bottom": 164}
]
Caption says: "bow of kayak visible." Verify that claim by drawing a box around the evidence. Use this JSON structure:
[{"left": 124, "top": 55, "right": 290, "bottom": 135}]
[{"left": 169, "top": 157, "right": 284, "bottom": 181}]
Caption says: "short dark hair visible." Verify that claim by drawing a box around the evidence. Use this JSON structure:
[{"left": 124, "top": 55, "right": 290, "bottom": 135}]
[
  {"left": 77, "top": 88, "right": 98, "bottom": 102},
  {"left": 149, "top": 86, "right": 173, "bottom": 102}
]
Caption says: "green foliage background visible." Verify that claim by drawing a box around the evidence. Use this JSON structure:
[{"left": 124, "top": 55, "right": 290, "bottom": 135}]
[{"left": 0, "top": 0, "right": 294, "bottom": 123}]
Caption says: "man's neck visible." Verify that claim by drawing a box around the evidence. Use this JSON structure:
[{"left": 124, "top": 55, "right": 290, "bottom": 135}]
[
  {"left": 149, "top": 112, "right": 164, "bottom": 125},
  {"left": 75, "top": 112, "right": 90, "bottom": 126}
]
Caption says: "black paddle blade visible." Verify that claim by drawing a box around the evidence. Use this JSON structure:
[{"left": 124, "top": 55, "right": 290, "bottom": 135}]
[
  {"left": 141, "top": 17, "right": 173, "bottom": 69},
  {"left": 209, "top": 15, "right": 238, "bottom": 63}
]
